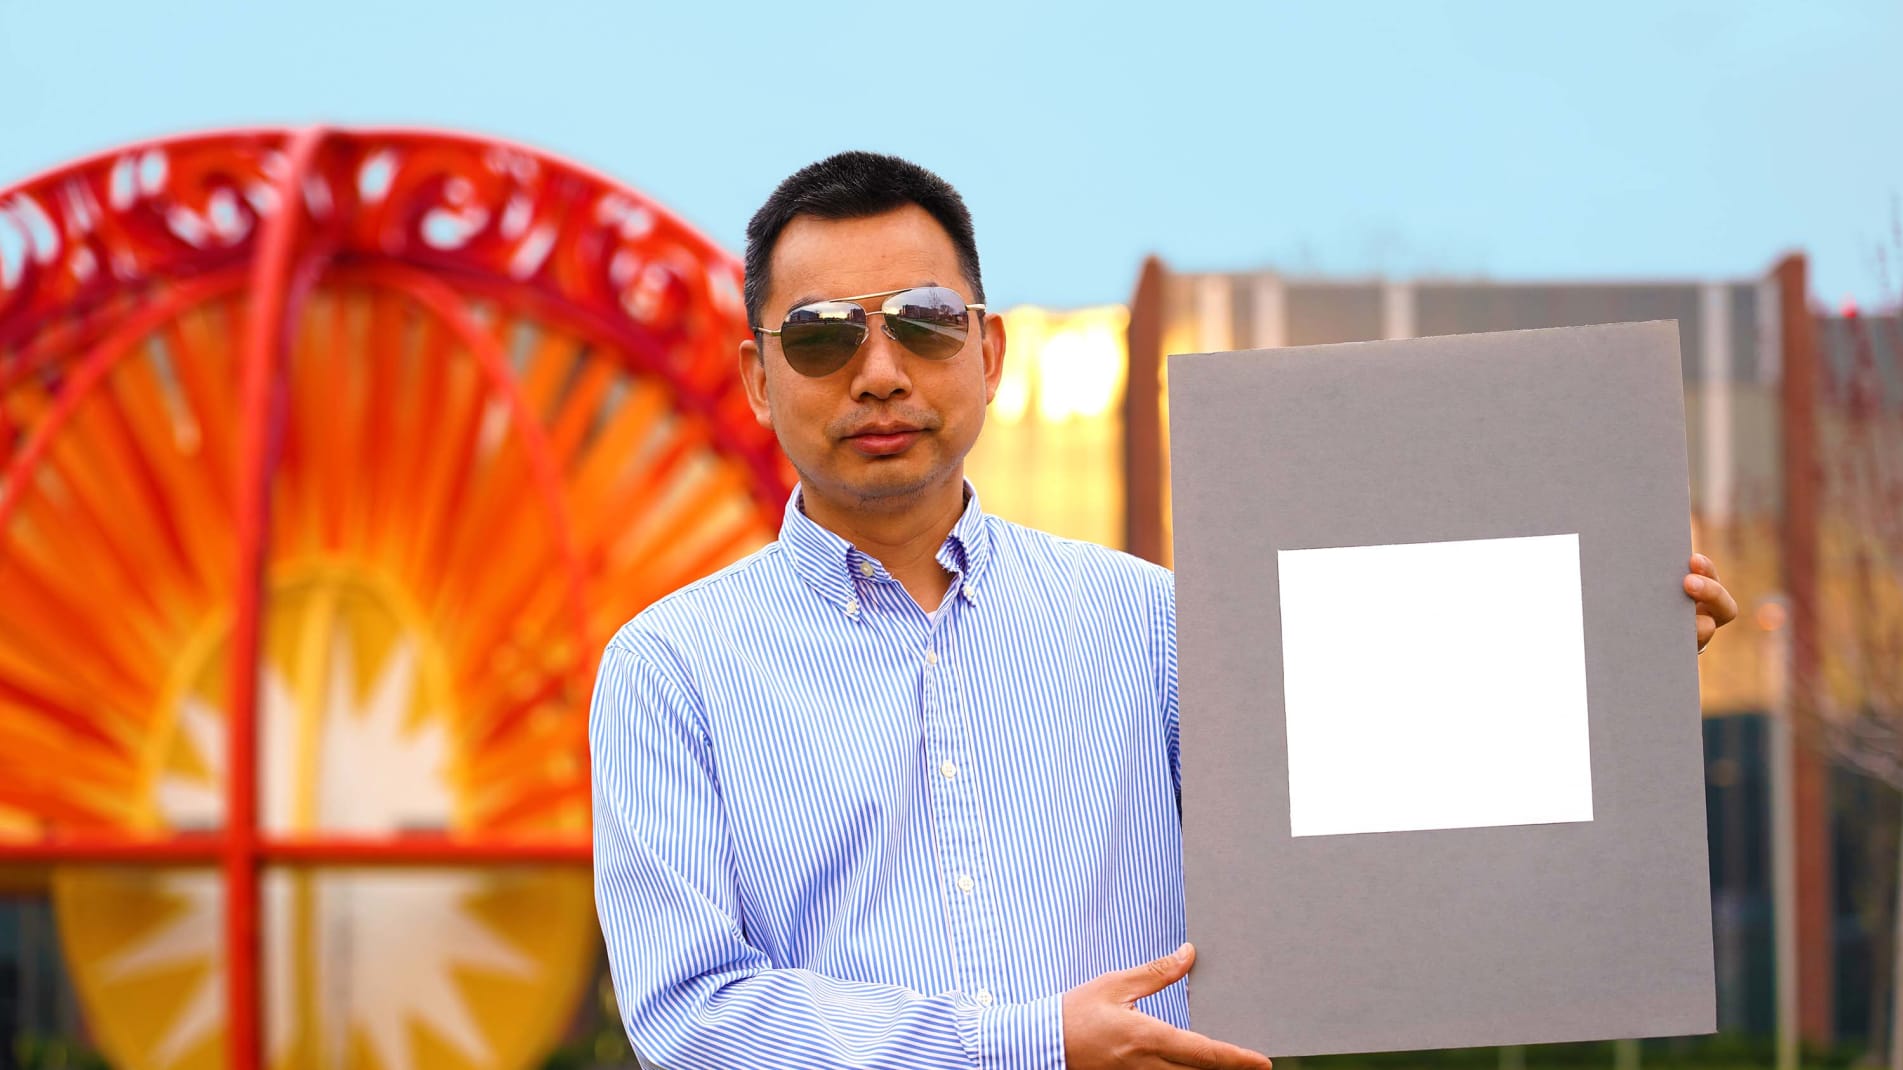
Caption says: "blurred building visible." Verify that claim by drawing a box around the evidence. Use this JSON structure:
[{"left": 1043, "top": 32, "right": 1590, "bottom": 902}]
[
  {"left": 1123, "top": 260, "right": 1785, "bottom": 1036},
  {"left": 1117, "top": 256, "right": 1902, "bottom": 1046}
]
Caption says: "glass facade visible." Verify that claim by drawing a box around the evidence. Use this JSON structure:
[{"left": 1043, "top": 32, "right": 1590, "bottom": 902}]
[{"left": 964, "top": 305, "right": 1129, "bottom": 548}]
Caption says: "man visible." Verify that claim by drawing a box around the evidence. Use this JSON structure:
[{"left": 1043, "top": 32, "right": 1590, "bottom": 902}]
[{"left": 590, "top": 152, "right": 1740, "bottom": 1069}]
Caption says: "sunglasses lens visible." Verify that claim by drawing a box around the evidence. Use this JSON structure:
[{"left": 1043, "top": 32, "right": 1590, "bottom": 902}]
[
  {"left": 779, "top": 302, "right": 867, "bottom": 376},
  {"left": 884, "top": 287, "right": 971, "bottom": 360}
]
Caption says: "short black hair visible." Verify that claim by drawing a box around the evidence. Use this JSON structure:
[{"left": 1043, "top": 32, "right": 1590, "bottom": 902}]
[{"left": 743, "top": 151, "right": 984, "bottom": 330}]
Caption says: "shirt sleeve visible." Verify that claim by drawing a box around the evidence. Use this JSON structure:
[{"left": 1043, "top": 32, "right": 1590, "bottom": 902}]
[
  {"left": 1151, "top": 568, "right": 1182, "bottom": 800},
  {"left": 589, "top": 638, "right": 1066, "bottom": 1070}
]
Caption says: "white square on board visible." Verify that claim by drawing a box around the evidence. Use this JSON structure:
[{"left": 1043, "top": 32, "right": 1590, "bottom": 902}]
[{"left": 1278, "top": 533, "right": 1593, "bottom": 838}]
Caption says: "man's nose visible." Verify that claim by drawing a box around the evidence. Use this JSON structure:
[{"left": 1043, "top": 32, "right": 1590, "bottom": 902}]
[{"left": 851, "top": 319, "right": 912, "bottom": 400}]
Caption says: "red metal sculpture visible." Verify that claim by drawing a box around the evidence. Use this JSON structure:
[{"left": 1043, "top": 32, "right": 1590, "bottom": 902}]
[{"left": 0, "top": 127, "right": 793, "bottom": 1069}]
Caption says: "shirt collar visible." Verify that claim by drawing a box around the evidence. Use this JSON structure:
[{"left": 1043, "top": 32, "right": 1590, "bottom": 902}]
[{"left": 779, "top": 482, "right": 993, "bottom": 618}]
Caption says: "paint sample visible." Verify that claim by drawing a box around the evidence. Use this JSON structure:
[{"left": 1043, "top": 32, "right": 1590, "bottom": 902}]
[{"left": 1278, "top": 533, "right": 1591, "bottom": 838}]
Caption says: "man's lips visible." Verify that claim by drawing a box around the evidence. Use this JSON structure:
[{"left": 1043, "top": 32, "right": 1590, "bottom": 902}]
[{"left": 844, "top": 426, "right": 924, "bottom": 457}]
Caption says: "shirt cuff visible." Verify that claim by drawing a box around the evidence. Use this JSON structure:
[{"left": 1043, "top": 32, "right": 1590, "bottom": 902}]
[{"left": 955, "top": 991, "right": 1066, "bottom": 1070}]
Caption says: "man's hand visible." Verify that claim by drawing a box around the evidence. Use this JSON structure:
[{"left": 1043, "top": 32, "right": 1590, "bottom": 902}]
[
  {"left": 1685, "top": 553, "right": 1739, "bottom": 654},
  {"left": 1062, "top": 942, "right": 1273, "bottom": 1070}
]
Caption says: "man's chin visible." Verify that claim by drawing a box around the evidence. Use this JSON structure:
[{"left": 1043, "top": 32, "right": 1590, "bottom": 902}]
[
  {"left": 803, "top": 458, "right": 951, "bottom": 507},
  {"left": 849, "top": 469, "right": 937, "bottom": 503}
]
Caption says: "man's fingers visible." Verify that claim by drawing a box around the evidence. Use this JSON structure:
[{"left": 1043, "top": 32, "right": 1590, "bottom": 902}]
[
  {"left": 1687, "top": 554, "right": 1739, "bottom": 626},
  {"left": 1114, "top": 942, "right": 1195, "bottom": 1002},
  {"left": 1715, "top": 583, "right": 1739, "bottom": 625},
  {"left": 1684, "top": 573, "right": 1739, "bottom": 626},
  {"left": 1698, "top": 614, "right": 1717, "bottom": 651},
  {"left": 1154, "top": 1024, "right": 1275, "bottom": 1069}
]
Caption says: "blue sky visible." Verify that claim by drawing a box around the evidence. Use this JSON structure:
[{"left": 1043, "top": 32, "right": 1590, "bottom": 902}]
[{"left": 3, "top": 1, "right": 1897, "bottom": 308}]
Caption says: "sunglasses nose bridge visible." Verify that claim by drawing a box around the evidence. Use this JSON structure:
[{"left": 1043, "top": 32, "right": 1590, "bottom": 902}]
[
  {"left": 862, "top": 315, "right": 907, "bottom": 365},
  {"left": 849, "top": 312, "right": 912, "bottom": 385}
]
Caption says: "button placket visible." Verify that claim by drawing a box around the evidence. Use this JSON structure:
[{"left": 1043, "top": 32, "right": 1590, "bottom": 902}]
[
  {"left": 920, "top": 627, "right": 990, "bottom": 1000},
  {"left": 937, "top": 631, "right": 1016, "bottom": 1008}
]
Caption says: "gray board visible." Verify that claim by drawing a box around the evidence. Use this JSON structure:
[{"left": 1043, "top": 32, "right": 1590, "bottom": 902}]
[{"left": 1169, "top": 321, "right": 1715, "bottom": 1057}]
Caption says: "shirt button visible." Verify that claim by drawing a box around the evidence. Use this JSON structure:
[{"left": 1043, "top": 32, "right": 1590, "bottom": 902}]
[
  {"left": 858, "top": 561, "right": 874, "bottom": 577},
  {"left": 975, "top": 989, "right": 994, "bottom": 1007},
  {"left": 940, "top": 760, "right": 958, "bottom": 779},
  {"left": 925, "top": 650, "right": 938, "bottom": 666},
  {"left": 956, "top": 874, "right": 975, "bottom": 894},
  {"left": 845, "top": 600, "right": 859, "bottom": 616}
]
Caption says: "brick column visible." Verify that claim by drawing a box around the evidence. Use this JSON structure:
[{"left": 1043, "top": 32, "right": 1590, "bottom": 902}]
[{"left": 1775, "top": 252, "right": 1833, "bottom": 1045}]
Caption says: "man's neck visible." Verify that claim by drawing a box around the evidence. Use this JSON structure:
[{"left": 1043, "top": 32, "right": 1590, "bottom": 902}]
[{"left": 802, "top": 476, "right": 967, "bottom": 613}]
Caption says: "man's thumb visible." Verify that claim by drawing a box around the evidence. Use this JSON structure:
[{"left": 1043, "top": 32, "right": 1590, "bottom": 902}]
[{"left": 1121, "top": 942, "right": 1194, "bottom": 1000}]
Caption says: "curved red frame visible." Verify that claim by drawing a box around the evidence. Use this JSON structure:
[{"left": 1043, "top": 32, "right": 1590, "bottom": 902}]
[{"left": 0, "top": 126, "right": 796, "bottom": 1069}]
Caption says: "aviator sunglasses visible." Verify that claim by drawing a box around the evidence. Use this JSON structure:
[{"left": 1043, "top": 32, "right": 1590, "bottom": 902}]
[{"left": 754, "top": 286, "right": 986, "bottom": 377}]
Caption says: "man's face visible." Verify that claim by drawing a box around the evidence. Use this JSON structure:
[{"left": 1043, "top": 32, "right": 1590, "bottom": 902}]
[{"left": 739, "top": 204, "right": 1005, "bottom": 513}]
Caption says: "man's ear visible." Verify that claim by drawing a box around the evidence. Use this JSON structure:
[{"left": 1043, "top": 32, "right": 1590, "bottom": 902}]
[
  {"left": 980, "top": 311, "right": 1006, "bottom": 405},
  {"left": 739, "top": 336, "right": 773, "bottom": 430}
]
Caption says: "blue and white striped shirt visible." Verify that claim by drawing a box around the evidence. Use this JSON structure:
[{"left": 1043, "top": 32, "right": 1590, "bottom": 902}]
[{"left": 590, "top": 485, "right": 1186, "bottom": 1069}]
